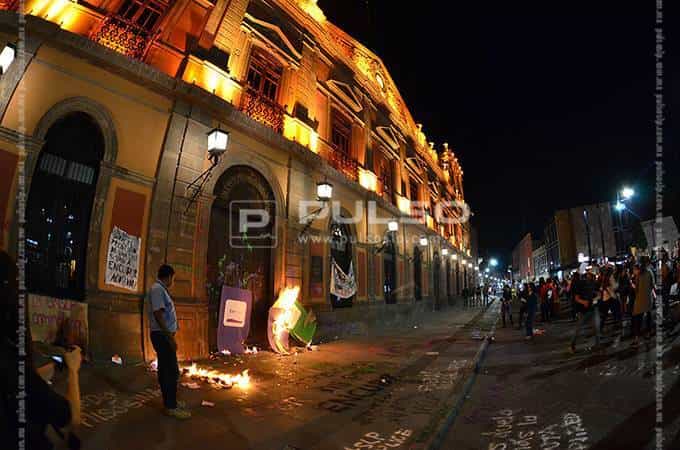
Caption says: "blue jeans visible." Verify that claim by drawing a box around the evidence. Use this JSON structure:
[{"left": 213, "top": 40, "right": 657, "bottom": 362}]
[
  {"left": 571, "top": 307, "right": 601, "bottom": 347},
  {"left": 526, "top": 306, "right": 536, "bottom": 336}
]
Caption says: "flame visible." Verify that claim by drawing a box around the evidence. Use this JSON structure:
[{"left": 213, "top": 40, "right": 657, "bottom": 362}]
[
  {"left": 181, "top": 363, "right": 251, "bottom": 389},
  {"left": 269, "top": 286, "right": 301, "bottom": 354}
]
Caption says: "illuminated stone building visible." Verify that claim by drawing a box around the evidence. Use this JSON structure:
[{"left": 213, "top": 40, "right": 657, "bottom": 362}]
[{"left": 0, "top": 0, "right": 473, "bottom": 362}]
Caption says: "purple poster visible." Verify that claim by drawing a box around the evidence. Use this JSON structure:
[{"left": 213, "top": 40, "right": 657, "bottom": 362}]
[{"left": 217, "top": 286, "right": 252, "bottom": 354}]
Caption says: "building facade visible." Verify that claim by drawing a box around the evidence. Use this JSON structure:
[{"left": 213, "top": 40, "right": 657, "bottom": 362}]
[
  {"left": 532, "top": 242, "right": 548, "bottom": 280},
  {"left": 0, "top": 1, "right": 473, "bottom": 362},
  {"left": 512, "top": 233, "right": 533, "bottom": 282}
]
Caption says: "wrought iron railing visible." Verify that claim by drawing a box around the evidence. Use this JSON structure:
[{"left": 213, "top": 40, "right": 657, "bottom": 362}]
[
  {"left": 326, "top": 143, "right": 358, "bottom": 182},
  {"left": 89, "top": 15, "right": 152, "bottom": 60},
  {"left": 240, "top": 87, "right": 284, "bottom": 133}
]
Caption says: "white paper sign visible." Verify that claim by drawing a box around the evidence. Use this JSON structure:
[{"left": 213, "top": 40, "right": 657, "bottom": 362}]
[
  {"left": 223, "top": 299, "right": 248, "bottom": 327},
  {"left": 105, "top": 226, "right": 141, "bottom": 291}
]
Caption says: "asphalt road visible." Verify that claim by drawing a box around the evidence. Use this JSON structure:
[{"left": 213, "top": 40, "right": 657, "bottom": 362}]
[{"left": 441, "top": 313, "right": 680, "bottom": 450}]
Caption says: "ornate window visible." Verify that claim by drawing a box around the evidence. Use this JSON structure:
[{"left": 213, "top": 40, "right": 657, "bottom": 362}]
[
  {"left": 246, "top": 47, "right": 283, "bottom": 102},
  {"left": 116, "top": 0, "right": 169, "bottom": 32},
  {"left": 330, "top": 107, "right": 352, "bottom": 155}
]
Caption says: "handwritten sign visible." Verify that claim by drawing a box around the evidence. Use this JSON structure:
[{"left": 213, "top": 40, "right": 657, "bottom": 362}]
[
  {"left": 104, "top": 226, "right": 141, "bottom": 291},
  {"left": 29, "top": 294, "right": 88, "bottom": 349},
  {"left": 344, "top": 429, "right": 412, "bottom": 450}
]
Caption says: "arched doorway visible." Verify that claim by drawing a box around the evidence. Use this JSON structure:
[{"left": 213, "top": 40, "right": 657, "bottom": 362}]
[
  {"left": 413, "top": 246, "right": 422, "bottom": 301},
  {"left": 383, "top": 234, "right": 397, "bottom": 304},
  {"left": 432, "top": 252, "right": 441, "bottom": 309},
  {"left": 207, "top": 166, "right": 275, "bottom": 347},
  {"left": 330, "top": 219, "right": 354, "bottom": 308},
  {"left": 446, "top": 258, "right": 452, "bottom": 305},
  {"left": 26, "top": 112, "right": 105, "bottom": 300}
]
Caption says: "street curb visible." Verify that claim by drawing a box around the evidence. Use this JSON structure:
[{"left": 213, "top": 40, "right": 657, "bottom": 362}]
[{"left": 422, "top": 301, "right": 500, "bottom": 450}]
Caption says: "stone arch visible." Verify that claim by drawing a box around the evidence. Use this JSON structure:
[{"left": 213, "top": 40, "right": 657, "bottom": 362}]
[
  {"left": 33, "top": 97, "right": 118, "bottom": 164},
  {"left": 204, "top": 150, "right": 286, "bottom": 219}
]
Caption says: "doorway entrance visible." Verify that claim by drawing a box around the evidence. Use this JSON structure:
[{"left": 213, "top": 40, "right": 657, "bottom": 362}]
[
  {"left": 413, "top": 246, "right": 422, "bottom": 301},
  {"left": 207, "top": 166, "right": 275, "bottom": 348},
  {"left": 383, "top": 234, "right": 397, "bottom": 304}
]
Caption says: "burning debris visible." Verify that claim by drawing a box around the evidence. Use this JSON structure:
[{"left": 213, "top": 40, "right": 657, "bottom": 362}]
[
  {"left": 267, "top": 286, "right": 318, "bottom": 355},
  {"left": 180, "top": 363, "right": 251, "bottom": 389}
]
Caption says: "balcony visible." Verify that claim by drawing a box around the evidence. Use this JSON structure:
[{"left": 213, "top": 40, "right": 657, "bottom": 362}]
[
  {"left": 90, "top": 15, "right": 151, "bottom": 60},
  {"left": 327, "top": 145, "right": 358, "bottom": 182},
  {"left": 240, "top": 87, "right": 284, "bottom": 133}
]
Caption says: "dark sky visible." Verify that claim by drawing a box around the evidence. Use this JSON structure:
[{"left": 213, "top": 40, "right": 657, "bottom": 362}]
[{"left": 319, "top": 0, "right": 679, "bottom": 266}]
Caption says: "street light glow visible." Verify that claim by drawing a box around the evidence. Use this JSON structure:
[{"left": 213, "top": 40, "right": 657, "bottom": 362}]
[
  {"left": 490, "top": 258, "right": 498, "bottom": 267},
  {"left": 614, "top": 201, "right": 625, "bottom": 212},
  {"left": 621, "top": 187, "right": 635, "bottom": 200}
]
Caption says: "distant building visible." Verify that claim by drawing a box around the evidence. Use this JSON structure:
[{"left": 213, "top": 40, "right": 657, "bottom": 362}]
[
  {"left": 641, "top": 217, "right": 680, "bottom": 254},
  {"left": 512, "top": 233, "right": 533, "bottom": 282},
  {"left": 532, "top": 242, "right": 549, "bottom": 280}
]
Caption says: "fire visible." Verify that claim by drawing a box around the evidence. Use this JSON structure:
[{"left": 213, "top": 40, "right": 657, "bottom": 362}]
[
  {"left": 181, "top": 363, "right": 251, "bottom": 389},
  {"left": 269, "top": 286, "right": 301, "bottom": 354}
]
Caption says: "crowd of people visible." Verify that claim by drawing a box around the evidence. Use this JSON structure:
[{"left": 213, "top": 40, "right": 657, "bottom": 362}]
[{"left": 499, "top": 247, "right": 680, "bottom": 353}]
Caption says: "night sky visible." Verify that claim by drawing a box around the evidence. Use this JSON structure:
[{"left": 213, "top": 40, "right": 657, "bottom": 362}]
[{"left": 319, "top": 0, "right": 679, "bottom": 265}]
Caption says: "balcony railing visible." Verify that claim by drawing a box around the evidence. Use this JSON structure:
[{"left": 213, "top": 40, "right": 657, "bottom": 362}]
[
  {"left": 240, "top": 87, "right": 284, "bottom": 133},
  {"left": 90, "top": 15, "right": 152, "bottom": 60},
  {"left": 323, "top": 143, "right": 358, "bottom": 182}
]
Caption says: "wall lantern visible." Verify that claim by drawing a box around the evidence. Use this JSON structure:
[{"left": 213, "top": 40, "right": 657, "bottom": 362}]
[
  {"left": 452, "top": 254, "right": 458, "bottom": 261},
  {"left": 316, "top": 180, "right": 333, "bottom": 202},
  {"left": 0, "top": 43, "right": 15, "bottom": 74},
  {"left": 387, "top": 219, "right": 399, "bottom": 232},
  {"left": 207, "top": 128, "right": 229, "bottom": 162},
  {"left": 442, "top": 248, "right": 449, "bottom": 256},
  {"left": 419, "top": 236, "right": 428, "bottom": 247},
  {"left": 184, "top": 127, "right": 231, "bottom": 214}
]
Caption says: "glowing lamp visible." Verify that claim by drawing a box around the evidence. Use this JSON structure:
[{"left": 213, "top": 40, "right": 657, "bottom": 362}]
[
  {"left": 475, "top": 266, "right": 480, "bottom": 271},
  {"left": 0, "top": 44, "right": 15, "bottom": 74},
  {"left": 442, "top": 248, "right": 449, "bottom": 256},
  {"left": 387, "top": 219, "right": 399, "bottom": 232},
  {"left": 316, "top": 181, "right": 333, "bottom": 202},
  {"left": 490, "top": 258, "right": 499, "bottom": 267},
  {"left": 207, "top": 128, "right": 229, "bottom": 159},
  {"left": 621, "top": 187, "right": 635, "bottom": 200},
  {"left": 452, "top": 254, "right": 458, "bottom": 261},
  {"left": 614, "top": 201, "right": 625, "bottom": 212},
  {"left": 419, "top": 237, "right": 428, "bottom": 247}
]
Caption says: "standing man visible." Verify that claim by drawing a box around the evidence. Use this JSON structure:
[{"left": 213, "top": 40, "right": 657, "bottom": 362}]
[
  {"left": 501, "top": 284, "right": 514, "bottom": 327},
  {"left": 569, "top": 269, "right": 601, "bottom": 353},
  {"left": 149, "top": 264, "right": 191, "bottom": 419}
]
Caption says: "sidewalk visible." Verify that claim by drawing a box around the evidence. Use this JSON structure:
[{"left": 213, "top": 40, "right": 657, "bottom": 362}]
[{"left": 54, "top": 299, "right": 500, "bottom": 450}]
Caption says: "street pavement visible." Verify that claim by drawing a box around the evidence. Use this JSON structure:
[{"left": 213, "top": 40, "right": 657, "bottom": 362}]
[
  {"left": 440, "top": 309, "right": 680, "bottom": 450},
  {"left": 54, "top": 299, "right": 499, "bottom": 450}
]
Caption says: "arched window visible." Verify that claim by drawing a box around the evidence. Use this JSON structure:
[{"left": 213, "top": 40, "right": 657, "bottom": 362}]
[
  {"left": 26, "top": 112, "right": 105, "bottom": 300},
  {"left": 330, "top": 220, "right": 354, "bottom": 308},
  {"left": 383, "top": 234, "right": 397, "bottom": 304},
  {"left": 413, "top": 246, "right": 422, "bottom": 301}
]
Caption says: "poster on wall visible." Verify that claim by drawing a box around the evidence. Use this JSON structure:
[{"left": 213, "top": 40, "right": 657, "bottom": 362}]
[
  {"left": 217, "top": 286, "right": 253, "bottom": 354},
  {"left": 105, "top": 226, "right": 141, "bottom": 291},
  {"left": 28, "top": 294, "right": 88, "bottom": 350}
]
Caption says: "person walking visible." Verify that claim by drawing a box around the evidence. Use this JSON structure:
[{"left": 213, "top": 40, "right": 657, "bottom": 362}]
[
  {"left": 525, "top": 283, "right": 538, "bottom": 340},
  {"left": 501, "top": 284, "right": 514, "bottom": 327},
  {"left": 568, "top": 273, "right": 581, "bottom": 322},
  {"left": 598, "top": 265, "right": 620, "bottom": 334},
  {"left": 518, "top": 283, "right": 528, "bottom": 328},
  {"left": 148, "top": 264, "right": 191, "bottom": 419},
  {"left": 631, "top": 257, "right": 654, "bottom": 348},
  {"left": 570, "top": 269, "right": 601, "bottom": 353}
]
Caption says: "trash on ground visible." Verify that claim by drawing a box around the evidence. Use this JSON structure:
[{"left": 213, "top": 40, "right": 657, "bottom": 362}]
[
  {"left": 111, "top": 354, "right": 123, "bottom": 365},
  {"left": 149, "top": 359, "right": 158, "bottom": 372},
  {"left": 201, "top": 400, "right": 215, "bottom": 407},
  {"left": 426, "top": 351, "right": 439, "bottom": 356},
  {"left": 181, "top": 382, "right": 200, "bottom": 390}
]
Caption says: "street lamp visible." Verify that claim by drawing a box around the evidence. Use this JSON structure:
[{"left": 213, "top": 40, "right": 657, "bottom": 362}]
[
  {"left": 490, "top": 258, "right": 498, "bottom": 267},
  {"left": 452, "top": 254, "right": 458, "bottom": 261},
  {"left": 442, "top": 248, "right": 449, "bottom": 256},
  {"left": 388, "top": 219, "right": 399, "bottom": 232},
  {"left": 621, "top": 187, "right": 635, "bottom": 200},
  {"left": 207, "top": 128, "right": 230, "bottom": 161},
  {"left": 316, "top": 180, "right": 333, "bottom": 202},
  {"left": 614, "top": 201, "right": 626, "bottom": 212},
  {"left": 419, "top": 236, "right": 428, "bottom": 247}
]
